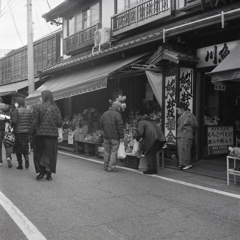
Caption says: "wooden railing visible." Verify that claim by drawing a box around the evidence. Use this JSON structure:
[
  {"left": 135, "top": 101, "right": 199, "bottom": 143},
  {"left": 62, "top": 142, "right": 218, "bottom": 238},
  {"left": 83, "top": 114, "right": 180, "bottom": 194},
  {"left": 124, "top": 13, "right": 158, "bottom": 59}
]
[
  {"left": 111, "top": 0, "right": 170, "bottom": 32},
  {"left": 64, "top": 23, "right": 101, "bottom": 52}
]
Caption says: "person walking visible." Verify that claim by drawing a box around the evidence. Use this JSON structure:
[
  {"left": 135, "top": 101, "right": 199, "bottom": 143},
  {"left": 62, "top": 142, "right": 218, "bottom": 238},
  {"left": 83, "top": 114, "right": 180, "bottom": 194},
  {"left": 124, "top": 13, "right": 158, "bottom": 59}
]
[
  {"left": 176, "top": 102, "right": 198, "bottom": 170},
  {"left": 0, "top": 97, "right": 13, "bottom": 168},
  {"left": 100, "top": 101, "right": 124, "bottom": 172},
  {"left": 31, "top": 90, "right": 63, "bottom": 180},
  {"left": 12, "top": 97, "right": 32, "bottom": 170},
  {"left": 135, "top": 115, "right": 166, "bottom": 175}
]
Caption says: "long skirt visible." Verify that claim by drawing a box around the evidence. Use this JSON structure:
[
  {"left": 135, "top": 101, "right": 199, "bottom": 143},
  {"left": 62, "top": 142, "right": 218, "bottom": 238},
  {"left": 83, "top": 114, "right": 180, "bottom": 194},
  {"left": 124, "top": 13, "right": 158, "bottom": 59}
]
[
  {"left": 14, "top": 133, "right": 29, "bottom": 155},
  {"left": 177, "top": 138, "right": 192, "bottom": 166},
  {"left": 33, "top": 136, "right": 58, "bottom": 173}
]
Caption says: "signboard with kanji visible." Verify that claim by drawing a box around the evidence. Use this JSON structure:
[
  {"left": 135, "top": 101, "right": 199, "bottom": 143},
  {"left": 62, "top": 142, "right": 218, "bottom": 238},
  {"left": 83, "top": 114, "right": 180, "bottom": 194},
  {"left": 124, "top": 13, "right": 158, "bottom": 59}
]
[{"left": 207, "top": 126, "right": 233, "bottom": 155}]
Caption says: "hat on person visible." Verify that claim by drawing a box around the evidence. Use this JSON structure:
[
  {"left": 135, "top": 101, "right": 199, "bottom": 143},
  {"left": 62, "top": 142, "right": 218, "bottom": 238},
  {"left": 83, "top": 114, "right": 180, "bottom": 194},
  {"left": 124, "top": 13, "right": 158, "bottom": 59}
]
[
  {"left": 112, "top": 101, "right": 122, "bottom": 108},
  {"left": 14, "top": 97, "right": 25, "bottom": 107},
  {"left": 176, "top": 102, "right": 187, "bottom": 110}
]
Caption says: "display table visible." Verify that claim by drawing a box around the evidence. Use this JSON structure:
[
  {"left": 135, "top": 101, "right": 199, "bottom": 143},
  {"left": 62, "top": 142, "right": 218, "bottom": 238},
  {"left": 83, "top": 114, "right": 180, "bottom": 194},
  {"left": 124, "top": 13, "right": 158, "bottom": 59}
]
[
  {"left": 226, "top": 155, "right": 240, "bottom": 185},
  {"left": 74, "top": 140, "right": 102, "bottom": 157}
]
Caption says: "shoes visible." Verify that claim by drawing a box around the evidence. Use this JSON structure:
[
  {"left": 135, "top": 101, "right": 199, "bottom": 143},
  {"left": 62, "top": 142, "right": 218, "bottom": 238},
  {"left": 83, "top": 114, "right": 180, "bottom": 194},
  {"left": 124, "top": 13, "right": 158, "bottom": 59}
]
[
  {"left": 183, "top": 165, "right": 193, "bottom": 170},
  {"left": 25, "top": 160, "right": 29, "bottom": 169},
  {"left": 178, "top": 165, "right": 185, "bottom": 170},
  {"left": 46, "top": 173, "right": 52, "bottom": 181},
  {"left": 7, "top": 158, "right": 12, "bottom": 168},
  {"left": 16, "top": 165, "right": 23, "bottom": 170},
  {"left": 104, "top": 165, "right": 108, "bottom": 171},
  {"left": 36, "top": 173, "right": 45, "bottom": 180},
  {"left": 107, "top": 168, "right": 119, "bottom": 172},
  {"left": 143, "top": 170, "right": 154, "bottom": 175}
]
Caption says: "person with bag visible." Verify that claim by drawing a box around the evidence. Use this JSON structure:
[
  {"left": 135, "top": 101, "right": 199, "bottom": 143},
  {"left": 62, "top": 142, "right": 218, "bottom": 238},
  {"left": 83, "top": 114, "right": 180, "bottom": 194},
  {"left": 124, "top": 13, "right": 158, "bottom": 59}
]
[
  {"left": 176, "top": 102, "right": 198, "bottom": 170},
  {"left": 31, "top": 90, "right": 63, "bottom": 181},
  {"left": 11, "top": 97, "right": 32, "bottom": 170},
  {"left": 135, "top": 114, "right": 166, "bottom": 175},
  {"left": 0, "top": 97, "right": 13, "bottom": 168},
  {"left": 100, "top": 101, "right": 124, "bottom": 172}
]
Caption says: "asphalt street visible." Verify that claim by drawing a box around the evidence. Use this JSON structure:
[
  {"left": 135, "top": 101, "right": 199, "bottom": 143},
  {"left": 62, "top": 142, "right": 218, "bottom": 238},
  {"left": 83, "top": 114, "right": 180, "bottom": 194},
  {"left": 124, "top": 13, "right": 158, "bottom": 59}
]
[{"left": 0, "top": 150, "right": 240, "bottom": 240}]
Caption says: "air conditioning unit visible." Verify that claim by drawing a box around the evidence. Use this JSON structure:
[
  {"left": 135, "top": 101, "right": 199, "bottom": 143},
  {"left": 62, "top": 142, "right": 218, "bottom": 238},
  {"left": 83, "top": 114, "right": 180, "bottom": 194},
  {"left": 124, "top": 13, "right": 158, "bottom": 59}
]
[{"left": 94, "top": 28, "right": 111, "bottom": 47}]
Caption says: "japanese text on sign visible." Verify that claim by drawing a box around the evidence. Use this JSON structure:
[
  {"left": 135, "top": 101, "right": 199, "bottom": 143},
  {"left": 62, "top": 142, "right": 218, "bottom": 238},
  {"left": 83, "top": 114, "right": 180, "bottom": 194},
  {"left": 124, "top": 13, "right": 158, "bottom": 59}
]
[{"left": 207, "top": 126, "right": 233, "bottom": 155}]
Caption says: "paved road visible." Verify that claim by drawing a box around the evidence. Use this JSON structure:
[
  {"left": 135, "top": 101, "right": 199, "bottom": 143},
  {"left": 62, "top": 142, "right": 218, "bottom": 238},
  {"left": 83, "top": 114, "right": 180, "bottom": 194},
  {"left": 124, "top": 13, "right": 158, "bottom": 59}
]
[{"left": 0, "top": 151, "right": 239, "bottom": 240}]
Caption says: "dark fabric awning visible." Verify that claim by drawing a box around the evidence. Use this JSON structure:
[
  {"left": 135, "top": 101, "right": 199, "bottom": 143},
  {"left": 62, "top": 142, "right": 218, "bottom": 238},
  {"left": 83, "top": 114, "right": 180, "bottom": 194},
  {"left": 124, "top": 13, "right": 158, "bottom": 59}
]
[
  {"left": 146, "top": 46, "right": 199, "bottom": 65},
  {"left": 0, "top": 79, "right": 39, "bottom": 97},
  {"left": 25, "top": 53, "right": 146, "bottom": 105},
  {"left": 208, "top": 44, "right": 240, "bottom": 82}
]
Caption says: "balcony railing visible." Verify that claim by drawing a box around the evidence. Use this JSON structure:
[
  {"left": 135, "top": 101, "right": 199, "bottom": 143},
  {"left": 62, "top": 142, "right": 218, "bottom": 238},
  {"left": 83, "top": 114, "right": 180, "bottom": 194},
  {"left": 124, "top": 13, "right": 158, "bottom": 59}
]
[
  {"left": 111, "top": 0, "right": 170, "bottom": 32},
  {"left": 64, "top": 23, "right": 101, "bottom": 52}
]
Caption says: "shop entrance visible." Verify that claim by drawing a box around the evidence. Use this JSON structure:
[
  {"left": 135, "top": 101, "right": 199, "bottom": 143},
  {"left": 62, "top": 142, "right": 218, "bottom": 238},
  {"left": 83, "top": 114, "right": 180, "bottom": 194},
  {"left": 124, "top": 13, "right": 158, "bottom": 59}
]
[{"left": 202, "top": 75, "right": 240, "bottom": 159}]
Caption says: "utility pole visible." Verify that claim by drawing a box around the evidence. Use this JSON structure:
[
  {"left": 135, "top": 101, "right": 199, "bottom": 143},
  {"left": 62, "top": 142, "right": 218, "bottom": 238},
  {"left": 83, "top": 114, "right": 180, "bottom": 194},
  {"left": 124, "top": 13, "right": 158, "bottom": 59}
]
[{"left": 27, "top": 0, "right": 34, "bottom": 94}]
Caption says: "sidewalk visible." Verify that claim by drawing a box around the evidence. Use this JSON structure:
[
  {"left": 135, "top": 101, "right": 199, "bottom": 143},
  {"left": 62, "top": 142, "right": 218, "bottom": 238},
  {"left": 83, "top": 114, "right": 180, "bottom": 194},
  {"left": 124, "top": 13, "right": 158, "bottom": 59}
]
[{"left": 58, "top": 146, "right": 240, "bottom": 194}]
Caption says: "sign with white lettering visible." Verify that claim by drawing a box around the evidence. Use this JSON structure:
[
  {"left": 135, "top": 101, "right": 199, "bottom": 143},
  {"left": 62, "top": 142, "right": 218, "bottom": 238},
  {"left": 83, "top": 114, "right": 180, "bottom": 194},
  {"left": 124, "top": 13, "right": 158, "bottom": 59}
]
[
  {"left": 214, "top": 83, "right": 226, "bottom": 91},
  {"left": 207, "top": 126, "right": 233, "bottom": 155},
  {"left": 197, "top": 40, "right": 240, "bottom": 68}
]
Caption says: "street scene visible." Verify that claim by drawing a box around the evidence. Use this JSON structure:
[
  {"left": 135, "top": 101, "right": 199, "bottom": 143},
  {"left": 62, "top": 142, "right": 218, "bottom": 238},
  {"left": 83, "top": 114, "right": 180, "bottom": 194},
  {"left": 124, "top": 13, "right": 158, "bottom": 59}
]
[{"left": 1, "top": 0, "right": 240, "bottom": 239}]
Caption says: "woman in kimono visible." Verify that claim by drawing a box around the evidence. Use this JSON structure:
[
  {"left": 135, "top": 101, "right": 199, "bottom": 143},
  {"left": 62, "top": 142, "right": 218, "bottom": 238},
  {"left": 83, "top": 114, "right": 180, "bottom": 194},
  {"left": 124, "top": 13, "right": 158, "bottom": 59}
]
[{"left": 176, "top": 102, "right": 198, "bottom": 170}]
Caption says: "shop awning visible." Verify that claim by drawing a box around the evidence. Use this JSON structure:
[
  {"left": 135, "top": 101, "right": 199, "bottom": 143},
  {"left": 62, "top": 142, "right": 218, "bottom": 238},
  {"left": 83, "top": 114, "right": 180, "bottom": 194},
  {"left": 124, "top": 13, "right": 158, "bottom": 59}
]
[
  {"left": 145, "top": 71, "right": 163, "bottom": 107},
  {"left": 25, "top": 53, "right": 146, "bottom": 105},
  {"left": 208, "top": 44, "right": 240, "bottom": 82},
  {"left": 146, "top": 46, "right": 199, "bottom": 65},
  {"left": 0, "top": 79, "right": 39, "bottom": 97}
]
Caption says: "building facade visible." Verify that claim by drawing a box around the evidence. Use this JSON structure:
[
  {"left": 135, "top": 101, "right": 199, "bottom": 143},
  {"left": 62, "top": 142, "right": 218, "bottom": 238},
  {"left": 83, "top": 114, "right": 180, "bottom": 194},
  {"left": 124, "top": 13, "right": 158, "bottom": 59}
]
[{"left": 22, "top": 0, "right": 240, "bottom": 165}]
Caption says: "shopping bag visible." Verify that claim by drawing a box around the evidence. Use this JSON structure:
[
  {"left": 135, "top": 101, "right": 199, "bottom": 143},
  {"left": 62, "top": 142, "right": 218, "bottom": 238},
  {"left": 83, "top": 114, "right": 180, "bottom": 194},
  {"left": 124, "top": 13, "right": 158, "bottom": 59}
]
[
  {"left": 58, "top": 128, "right": 63, "bottom": 143},
  {"left": 132, "top": 139, "right": 141, "bottom": 158},
  {"left": 3, "top": 123, "right": 15, "bottom": 147},
  {"left": 117, "top": 142, "right": 126, "bottom": 159}
]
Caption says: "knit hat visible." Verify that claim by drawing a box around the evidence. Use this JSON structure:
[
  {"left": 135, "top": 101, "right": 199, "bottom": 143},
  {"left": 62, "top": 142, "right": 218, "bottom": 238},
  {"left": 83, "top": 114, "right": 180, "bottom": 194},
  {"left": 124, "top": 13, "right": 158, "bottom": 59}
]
[{"left": 14, "top": 97, "right": 25, "bottom": 107}]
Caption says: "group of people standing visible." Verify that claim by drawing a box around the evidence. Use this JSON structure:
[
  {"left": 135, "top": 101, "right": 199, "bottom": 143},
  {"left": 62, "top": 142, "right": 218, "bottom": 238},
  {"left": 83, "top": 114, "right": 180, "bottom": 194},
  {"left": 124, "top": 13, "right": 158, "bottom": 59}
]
[
  {"left": 0, "top": 90, "right": 62, "bottom": 181},
  {"left": 100, "top": 100, "right": 198, "bottom": 174}
]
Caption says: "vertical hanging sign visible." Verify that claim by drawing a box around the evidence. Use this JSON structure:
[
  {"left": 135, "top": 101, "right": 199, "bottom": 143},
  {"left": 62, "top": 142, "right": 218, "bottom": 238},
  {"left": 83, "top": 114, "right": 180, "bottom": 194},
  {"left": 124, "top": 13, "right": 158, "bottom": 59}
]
[
  {"left": 165, "top": 75, "right": 177, "bottom": 144},
  {"left": 179, "top": 68, "right": 193, "bottom": 112}
]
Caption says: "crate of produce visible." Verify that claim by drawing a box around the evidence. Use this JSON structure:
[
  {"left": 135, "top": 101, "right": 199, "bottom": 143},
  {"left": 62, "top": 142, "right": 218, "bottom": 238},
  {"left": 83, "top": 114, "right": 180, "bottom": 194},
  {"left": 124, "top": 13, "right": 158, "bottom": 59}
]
[{"left": 123, "top": 155, "right": 139, "bottom": 169}]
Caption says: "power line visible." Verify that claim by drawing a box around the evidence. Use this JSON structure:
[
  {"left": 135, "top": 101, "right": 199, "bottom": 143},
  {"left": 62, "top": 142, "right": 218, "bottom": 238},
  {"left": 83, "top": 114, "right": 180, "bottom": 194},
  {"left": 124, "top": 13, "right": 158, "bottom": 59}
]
[
  {"left": 0, "top": 0, "right": 21, "bottom": 17},
  {"left": 8, "top": 0, "right": 24, "bottom": 45},
  {"left": 35, "top": 0, "right": 51, "bottom": 33},
  {"left": 46, "top": 0, "right": 52, "bottom": 11}
]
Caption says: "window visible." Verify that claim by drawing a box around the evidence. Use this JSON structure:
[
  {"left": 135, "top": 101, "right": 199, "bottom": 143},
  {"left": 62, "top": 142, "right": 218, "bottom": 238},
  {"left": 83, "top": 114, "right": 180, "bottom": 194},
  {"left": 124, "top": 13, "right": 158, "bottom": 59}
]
[
  {"left": 68, "top": 16, "right": 75, "bottom": 36},
  {"left": 117, "top": 0, "right": 148, "bottom": 11},
  {"left": 66, "top": 2, "right": 99, "bottom": 36}
]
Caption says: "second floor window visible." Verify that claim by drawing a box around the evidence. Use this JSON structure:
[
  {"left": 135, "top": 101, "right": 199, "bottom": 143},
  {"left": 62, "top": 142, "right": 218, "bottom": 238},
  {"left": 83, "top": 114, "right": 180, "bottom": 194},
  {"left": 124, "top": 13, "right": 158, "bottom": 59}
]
[
  {"left": 117, "top": 0, "right": 148, "bottom": 12},
  {"left": 67, "top": 2, "right": 99, "bottom": 36}
]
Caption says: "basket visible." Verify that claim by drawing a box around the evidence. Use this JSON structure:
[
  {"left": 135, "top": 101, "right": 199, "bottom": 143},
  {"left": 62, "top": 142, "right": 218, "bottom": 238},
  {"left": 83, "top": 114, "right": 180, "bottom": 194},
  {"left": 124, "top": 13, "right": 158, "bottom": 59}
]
[{"left": 123, "top": 155, "right": 139, "bottom": 169}]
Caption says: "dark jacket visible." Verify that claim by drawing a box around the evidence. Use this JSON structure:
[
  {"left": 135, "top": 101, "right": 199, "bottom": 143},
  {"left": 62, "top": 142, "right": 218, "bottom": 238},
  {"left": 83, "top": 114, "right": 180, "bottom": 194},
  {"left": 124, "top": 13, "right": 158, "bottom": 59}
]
[
  {"left": 12, "top": 107, "right": 32, "bottom": 134},
  {"left": 100, "top": 106, "right": 124, "bottom": 140},
  {"left": 31, "top": 102, "right": 63, "bottom": 137},
  {"left": 136, "top": 120, "right": 166, "bottom": 154},
  {"left": 0, "top": 103, "right": 11, "bottom": 132}
]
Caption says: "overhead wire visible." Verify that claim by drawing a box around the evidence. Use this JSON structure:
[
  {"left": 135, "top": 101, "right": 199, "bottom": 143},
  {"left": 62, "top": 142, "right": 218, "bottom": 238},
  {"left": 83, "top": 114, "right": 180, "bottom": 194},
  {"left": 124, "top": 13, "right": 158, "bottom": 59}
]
[
  {"left": 46, "top": 0, "right": 52, "bottom": 11},
  {"left": 8, "top": 0, "right": 24, "bottom": 45},
  {"left": 35, "top": 0, "right": 51, "bottom": 33},
  {"left": 33, "top": 2, "right": 44, "bottom": 36},
  {"left": 0, "top": 0, "right": 21, "bottom": 18}
]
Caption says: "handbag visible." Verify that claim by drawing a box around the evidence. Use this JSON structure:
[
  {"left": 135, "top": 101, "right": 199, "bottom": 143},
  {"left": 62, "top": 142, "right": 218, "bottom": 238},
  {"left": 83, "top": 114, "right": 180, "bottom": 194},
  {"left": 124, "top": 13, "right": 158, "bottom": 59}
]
[
  {"left": 58, "top": 128, "right": 63, "bottom": 143},
  {"left": 3, "top": 124, "right": 15, "bottom": 147},
  {"left": 132, "top": 139, "right": 141, "bottom": 158},
  {"left": 117, "top": 142, "right": 126, "bottom": 159}
]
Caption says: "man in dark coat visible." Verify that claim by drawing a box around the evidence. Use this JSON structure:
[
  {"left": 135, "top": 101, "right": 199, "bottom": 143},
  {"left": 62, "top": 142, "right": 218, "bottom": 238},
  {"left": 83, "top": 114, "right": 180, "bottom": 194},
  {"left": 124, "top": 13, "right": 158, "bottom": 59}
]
[
  {"left": 100, "top": 101, "right": 124, "bottom": 172},
  {"left": 136, "top": 115, "right": 166, "bottom": 174}
]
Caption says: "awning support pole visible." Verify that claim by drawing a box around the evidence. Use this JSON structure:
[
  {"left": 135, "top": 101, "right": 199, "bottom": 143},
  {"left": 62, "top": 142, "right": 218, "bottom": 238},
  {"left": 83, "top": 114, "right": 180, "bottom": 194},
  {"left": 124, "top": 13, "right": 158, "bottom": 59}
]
[
  {"left": 221, "top": 11, "right": 224, "bottom": 29},
  {"left": 163, "top": 29, "right": 165, "bottom": 43}
]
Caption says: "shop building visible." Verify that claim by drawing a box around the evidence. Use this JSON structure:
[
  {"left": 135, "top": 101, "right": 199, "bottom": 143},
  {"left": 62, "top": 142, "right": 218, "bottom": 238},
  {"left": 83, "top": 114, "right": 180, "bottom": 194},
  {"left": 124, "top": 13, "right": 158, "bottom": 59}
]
[
  {"left": 0, "top": 30, "right": 61, "bottom": 105},
  {"left": 24, "top": 0, "right": 240, "bottom": 167}
]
